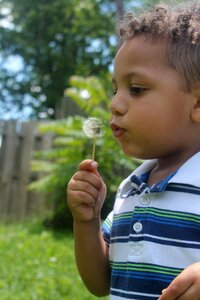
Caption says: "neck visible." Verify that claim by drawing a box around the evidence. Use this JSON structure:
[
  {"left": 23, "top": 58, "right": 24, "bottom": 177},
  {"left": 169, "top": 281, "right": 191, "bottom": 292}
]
[{"left": 147, "top": 148, "right": 200, "bottom": 186}]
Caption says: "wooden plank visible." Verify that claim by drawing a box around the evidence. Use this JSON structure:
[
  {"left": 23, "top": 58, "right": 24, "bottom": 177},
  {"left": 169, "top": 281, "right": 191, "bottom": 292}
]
[
  {"left": 0, "top": 120, "right": 55, "bottom": 221},
  {"left": 0, "top": 121, "right": 17, "bottom": 220},
  {"left": 13, "top": 121, "right": 37, "bottom": 221},
  {"left": 27, "top": 126, "right": 54, "bottom": 216}
]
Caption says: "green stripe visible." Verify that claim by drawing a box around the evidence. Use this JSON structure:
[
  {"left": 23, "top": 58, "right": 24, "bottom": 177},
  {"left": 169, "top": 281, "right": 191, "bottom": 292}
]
[
  {"left": 113, "top": 212, "right": 132, "bottom": 221},
  {"left": 104, "top": 218, "right": 112, "bottom": 229},
  {"left": 134, "top": 207, "right": 200, "bottom": 223},
  {"left": 111, "top": 262, "right": 182, "bottom": 276}
]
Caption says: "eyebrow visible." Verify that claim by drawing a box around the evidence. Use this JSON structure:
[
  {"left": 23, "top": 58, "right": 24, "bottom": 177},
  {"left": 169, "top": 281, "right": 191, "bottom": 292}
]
[{"left": 112, "top": 71, "right": 150, "bottom": 84}]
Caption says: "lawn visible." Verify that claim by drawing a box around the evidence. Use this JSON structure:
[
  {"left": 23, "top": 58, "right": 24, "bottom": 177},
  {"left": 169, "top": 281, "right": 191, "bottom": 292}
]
[{"left": 0, "top": 219, "right": 109, "bottom": 300}]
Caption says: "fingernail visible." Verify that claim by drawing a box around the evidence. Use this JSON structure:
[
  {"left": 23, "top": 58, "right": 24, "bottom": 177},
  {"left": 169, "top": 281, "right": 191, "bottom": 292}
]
[{"left": 91, "top": 161, "right": 98, "bottom": 168}]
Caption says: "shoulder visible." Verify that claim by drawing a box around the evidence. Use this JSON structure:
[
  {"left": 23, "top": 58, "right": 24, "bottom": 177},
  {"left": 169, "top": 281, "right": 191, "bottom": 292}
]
[{"left": 169, "top": 151, "right": 200, "bottom": 187}]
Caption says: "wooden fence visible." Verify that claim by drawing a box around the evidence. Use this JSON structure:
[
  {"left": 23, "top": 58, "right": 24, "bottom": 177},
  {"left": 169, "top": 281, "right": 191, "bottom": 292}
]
[{"left": 0, "top": 120, "right": 54, "bottom": 221}]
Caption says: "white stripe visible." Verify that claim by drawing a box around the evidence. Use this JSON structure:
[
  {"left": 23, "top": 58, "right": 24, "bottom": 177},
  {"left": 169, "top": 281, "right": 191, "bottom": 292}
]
[
  {"left": 109, "top": 240, "right": 200, "bottom": 268},
  {"left": 111, "top": 287, "right": 160, "bottom": 298},
  {"left": 111, "top": 235, "right": 129, "bottom": 241},
  {"left": 129, "top": 233, "right": 200, "bottom": 246}
]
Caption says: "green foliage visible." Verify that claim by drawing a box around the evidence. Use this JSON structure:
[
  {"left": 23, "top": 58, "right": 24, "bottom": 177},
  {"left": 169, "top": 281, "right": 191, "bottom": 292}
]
[
  {"left": 66, "top": 76, "right": 109, "bottom": 115},
  {"left": 0, "top": 219, "right": 108, "bottom": 299},
  {"left": 0, "top": 0, "right": 116, "bottom": 118},
  {"left": 30, "top": 75, "right": 140, "bottom": 229},
  {"left": 0, "top": 0, "right": 182, "bottom": 117}
]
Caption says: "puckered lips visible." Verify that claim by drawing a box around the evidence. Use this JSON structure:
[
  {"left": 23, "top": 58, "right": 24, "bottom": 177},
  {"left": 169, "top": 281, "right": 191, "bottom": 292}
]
[{"left": 110, "top": 121, "right": 126, "bottom": 138}]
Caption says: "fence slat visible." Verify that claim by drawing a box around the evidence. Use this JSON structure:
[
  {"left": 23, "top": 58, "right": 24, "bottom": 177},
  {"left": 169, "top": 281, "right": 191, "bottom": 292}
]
[
  {"left": 28, "top": 130, "right": 54, "bottom": 216},
  {"left": 0, "top": 121, "right": 17, "bottom": 220},
  {"left": 0, "top": 120, "right": 54, "bottom": 221},
  {"left": 15, "top": 122, "right": 37, "bottom": 220}
]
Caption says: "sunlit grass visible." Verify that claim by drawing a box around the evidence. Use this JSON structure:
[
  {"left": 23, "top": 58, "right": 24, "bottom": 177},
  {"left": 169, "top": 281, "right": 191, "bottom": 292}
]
[{"left": 0, "top": 219, "right": 108, "bottom": 300}]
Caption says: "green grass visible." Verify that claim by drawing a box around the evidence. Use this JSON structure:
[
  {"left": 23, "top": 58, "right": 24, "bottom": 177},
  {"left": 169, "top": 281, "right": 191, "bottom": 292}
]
[{"left": 0, "top": 219, "right": 109, "bottom": 300}]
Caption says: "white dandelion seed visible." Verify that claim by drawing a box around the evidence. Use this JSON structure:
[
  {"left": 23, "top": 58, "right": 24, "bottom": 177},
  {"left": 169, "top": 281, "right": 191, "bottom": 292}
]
[{"left": 82, "top": 117, "right": 104, "bottom": 160}]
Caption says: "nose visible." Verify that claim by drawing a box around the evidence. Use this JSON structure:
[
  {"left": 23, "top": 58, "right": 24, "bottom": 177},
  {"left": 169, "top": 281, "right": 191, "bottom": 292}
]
[{"left": 109, "top": 93, "right": 128, "bottom": 116}]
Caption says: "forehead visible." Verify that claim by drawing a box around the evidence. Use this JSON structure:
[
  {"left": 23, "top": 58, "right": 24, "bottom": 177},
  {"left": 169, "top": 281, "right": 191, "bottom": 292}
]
[
  {"left": 114, "top": 36, "right": 167, "bottom": 73},
  {"left": 113, "top": 36, "right": 185, "bottom": 88}
]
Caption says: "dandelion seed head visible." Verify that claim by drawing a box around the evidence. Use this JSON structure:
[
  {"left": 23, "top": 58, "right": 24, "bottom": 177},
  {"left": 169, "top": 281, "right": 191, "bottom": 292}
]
[{"left": 82, "top": 117, "right": 104, "bottom": 139}]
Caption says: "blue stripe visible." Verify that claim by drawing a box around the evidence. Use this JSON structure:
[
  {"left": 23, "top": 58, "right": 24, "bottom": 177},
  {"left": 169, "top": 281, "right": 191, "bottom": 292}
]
[
  {"left": 111, "top": 217, "right": 200, "bottom": 244},
  {"left": 112, "top": 271, "right": 173, "bottom": 283},
  {"left": 111, "top": 237, "right": 129, "bottom": 243},
  {"left": 110, "top": 234, "right": 200, "bottom": 248},
  {"left": 102, "top": 223, "right": 111, "bottom": 244},
  {"left": 113, "top": 219, "right": 131, "bottom": 226},
  {"left": 166, "top": 184, "right": 200, "bottom": 195},
  {"left": 134, "top": 215, "right": 200, "bottom": 229},
  {"left": 142, "top": 235, "right": 200, "bottom": 249}
]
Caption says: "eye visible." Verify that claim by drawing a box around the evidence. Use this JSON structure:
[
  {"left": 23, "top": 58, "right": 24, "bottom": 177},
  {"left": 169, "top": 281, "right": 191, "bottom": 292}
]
[
  {"left": 112, "top": 88, "right": 117, "bottom": 96},
  {"left": 130, "top": 86, "right": 146, "bottom": 96}
]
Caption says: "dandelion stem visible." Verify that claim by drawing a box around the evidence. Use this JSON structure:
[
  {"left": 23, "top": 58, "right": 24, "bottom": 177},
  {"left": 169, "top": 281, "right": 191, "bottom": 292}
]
[{"left": 92, "top": 138, "right": 96, "bottom": 160}]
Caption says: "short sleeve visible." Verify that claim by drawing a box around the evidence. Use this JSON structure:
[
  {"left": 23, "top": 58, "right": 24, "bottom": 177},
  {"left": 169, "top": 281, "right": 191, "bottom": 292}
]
[{"left": 102, "top": 211, "right": 113, "bottom": 246}]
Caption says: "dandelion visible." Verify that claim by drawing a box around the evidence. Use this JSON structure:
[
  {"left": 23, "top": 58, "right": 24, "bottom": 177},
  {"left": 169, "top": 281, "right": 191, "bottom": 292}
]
[{"left": 82, "top": 117, "right": 104, "bottom": 160}]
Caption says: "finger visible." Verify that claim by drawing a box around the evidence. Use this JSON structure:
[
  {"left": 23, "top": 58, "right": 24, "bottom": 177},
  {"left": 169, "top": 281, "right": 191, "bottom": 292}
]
[
  {"left": 68, "top": 189, "right": 96, "bottom": 208},
  {"left": 78, "top": 159, "right": 104, "bottom": 186},
  {"left": 158, "top": 284, "right": 192, "bottom": 300},
  {"left": 78, "top": 159, "right": 98, "bottom": 174},
  {"left": 73, "top": 171, "right": 102, "bottom": 190},
  {"left": 69, "top": 179, "right": 100, "bottom": 199},
  {"left": 175, "top": 283, "right": 200, "bottom": 300},
  {"left": 161, "top": 289, "right": 166, "bottom": 296},
  {"left": 158, "top": 274, "right": 193, "bottom": 300}
]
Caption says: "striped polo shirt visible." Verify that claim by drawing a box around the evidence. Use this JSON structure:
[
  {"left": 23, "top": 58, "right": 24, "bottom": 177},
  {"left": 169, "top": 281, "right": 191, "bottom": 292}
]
[{"left": 102, "top": 151, "right": 200, "bottom": 300}]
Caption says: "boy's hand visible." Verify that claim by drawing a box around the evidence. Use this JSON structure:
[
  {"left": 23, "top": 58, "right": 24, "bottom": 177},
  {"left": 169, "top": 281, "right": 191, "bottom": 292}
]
[
  {"left": 158, "top": 262, "right": 200, "bottom": 300},
  {"left": 67, "top": 160, "right": 107, "bottom": 223}
]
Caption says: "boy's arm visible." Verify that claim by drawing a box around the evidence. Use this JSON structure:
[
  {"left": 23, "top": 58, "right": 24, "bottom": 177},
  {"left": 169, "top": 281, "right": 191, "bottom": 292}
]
[
  {"left": 158, "top": 262, "right": 200, "bottom": 300},
  {"left": 67, "top": 160, "right": 110, "bottom": 296},
  {"left": 74, "top": 219, "right": 110, "bottom": 296}
]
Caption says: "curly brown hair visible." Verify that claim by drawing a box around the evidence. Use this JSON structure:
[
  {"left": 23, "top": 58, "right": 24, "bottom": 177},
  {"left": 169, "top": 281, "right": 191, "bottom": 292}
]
[{"left": 118, "top": 1, "right": 200, "bottom": 87}]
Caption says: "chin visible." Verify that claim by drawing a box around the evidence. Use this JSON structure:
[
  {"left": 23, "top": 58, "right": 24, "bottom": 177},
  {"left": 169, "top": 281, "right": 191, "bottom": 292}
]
[
  {"left": 121, "top": 146, "right": 152, "bottom": 160},
  {"left": 121, "top": 148, "right": 141, "bottom": 158}
]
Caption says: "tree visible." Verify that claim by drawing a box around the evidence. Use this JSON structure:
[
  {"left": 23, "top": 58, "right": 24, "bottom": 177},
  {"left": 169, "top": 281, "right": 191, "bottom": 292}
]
[
  {"left": 0, "top": 0, "right": 175, "bottom": 119},
  {"left": 0, "top": 0, "right": 117, "bottom": 118}
]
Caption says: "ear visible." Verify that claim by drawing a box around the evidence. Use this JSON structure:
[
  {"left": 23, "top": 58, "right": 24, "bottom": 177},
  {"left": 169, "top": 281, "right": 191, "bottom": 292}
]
[{"left": 190, "top": 84, "right": 200, "bottom": 123}]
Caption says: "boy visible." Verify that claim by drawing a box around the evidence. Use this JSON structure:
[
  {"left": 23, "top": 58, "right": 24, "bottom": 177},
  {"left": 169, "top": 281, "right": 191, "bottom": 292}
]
[{"left": 67, "top": 1, "right": 200, "bottom": 299}]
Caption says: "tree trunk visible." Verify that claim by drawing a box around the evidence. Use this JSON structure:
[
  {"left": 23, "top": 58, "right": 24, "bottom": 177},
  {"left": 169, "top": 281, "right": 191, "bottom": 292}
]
[
  {"left": 115, "top": 0, "right": 124, "bottom": 22},
  {"left": 114, "top": 0, "right": 124, "bottom": 48}
]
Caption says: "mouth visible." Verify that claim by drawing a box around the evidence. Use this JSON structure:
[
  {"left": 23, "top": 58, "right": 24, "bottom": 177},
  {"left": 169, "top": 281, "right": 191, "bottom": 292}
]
[{"left": 110, "top": 122, "right": 126, "bottom": 138}]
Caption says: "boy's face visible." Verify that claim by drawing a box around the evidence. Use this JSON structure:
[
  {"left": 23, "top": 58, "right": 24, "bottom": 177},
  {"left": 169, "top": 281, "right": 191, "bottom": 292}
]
[{"left": 110, "top": 36, "right": 198, "bottom": 160}]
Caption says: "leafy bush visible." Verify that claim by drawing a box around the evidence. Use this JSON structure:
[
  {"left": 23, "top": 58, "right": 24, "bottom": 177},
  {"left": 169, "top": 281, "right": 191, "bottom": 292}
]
[{"left": 30, "top": 75, "right": 140, "bottom": 230}]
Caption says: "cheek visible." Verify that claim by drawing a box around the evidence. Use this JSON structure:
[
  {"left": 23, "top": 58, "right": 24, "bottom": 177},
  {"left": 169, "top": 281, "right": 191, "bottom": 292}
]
[
  {"left": 128, "top": 108, "right": 159, "bottom": 132},
  {"left": 127, "top": 92, "right": 189, "bottom": 136},
  {"left": 129, "top": 109, "right": 175, "bottom": 144}
]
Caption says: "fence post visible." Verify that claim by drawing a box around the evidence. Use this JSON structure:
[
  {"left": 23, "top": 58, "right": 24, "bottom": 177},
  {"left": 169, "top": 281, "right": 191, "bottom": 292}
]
[
  {"left": 13, "top": 122, "right": 37, "bottom": 221},
  {"left": 0, "top": 120, "right": 17, "bottom": 220},
  {"left": 0, "top": 120, "right": 54, "bottom": 221},
  {"left": 28, "top": 128, "right": 54, "bottom": 215}
]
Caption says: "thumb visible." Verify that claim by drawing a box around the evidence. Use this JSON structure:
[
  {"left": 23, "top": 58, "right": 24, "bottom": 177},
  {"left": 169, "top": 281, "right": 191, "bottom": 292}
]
[{"left": 78, "top": 159, "right": 98, "bottom": 174}]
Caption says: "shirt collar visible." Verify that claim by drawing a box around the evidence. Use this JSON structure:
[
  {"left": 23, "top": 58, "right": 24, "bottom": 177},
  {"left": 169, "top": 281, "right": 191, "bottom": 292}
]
[
  {"left": 121, "top": 151, "right": 200, "bottom": 197},
  {"left": 130, "top": 171, "right": 177, "bottom": 194},
  {"left": 132, "top": 151, "right": 200, "bottom": 188}
]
